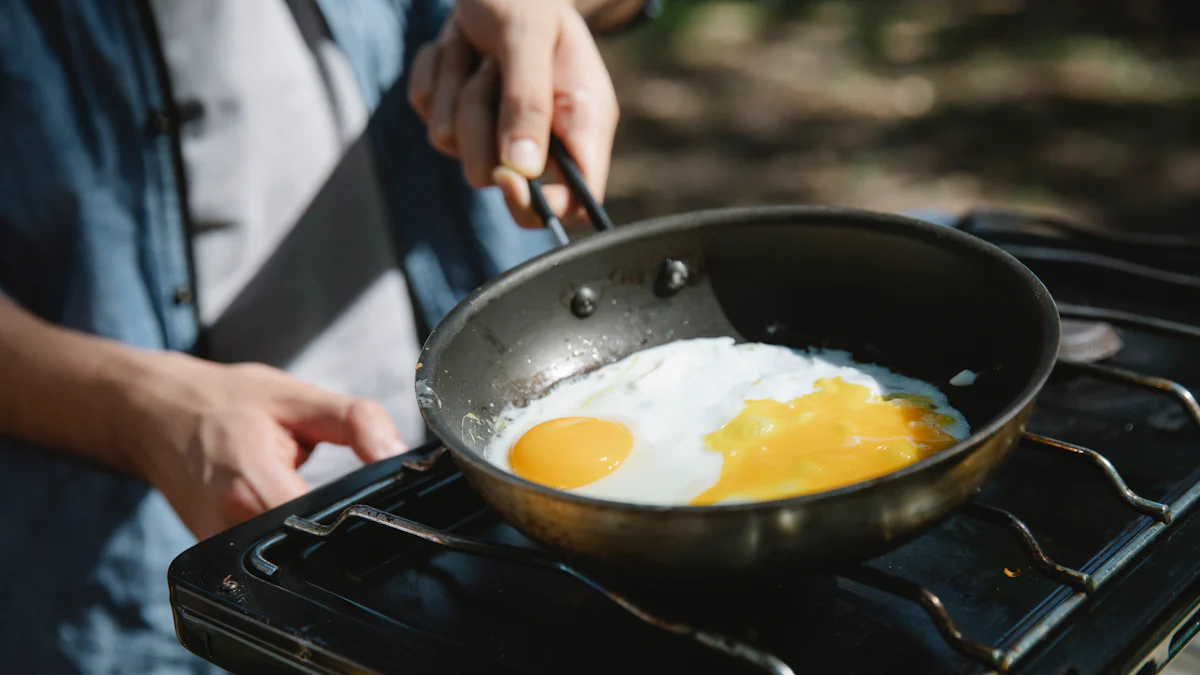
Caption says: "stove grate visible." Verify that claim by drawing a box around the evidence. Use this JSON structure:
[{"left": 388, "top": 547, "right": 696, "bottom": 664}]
[
  {"left": 960, "top": 502, "right": 1093, "bottom": 593},
  {"left": 247, "top": 306, "right": 1200, "bottom": 675}
]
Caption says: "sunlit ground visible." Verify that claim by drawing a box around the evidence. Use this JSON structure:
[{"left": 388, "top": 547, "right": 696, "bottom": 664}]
[{"left": 599, "top": 0, "right": 1200, "bottom": 231}]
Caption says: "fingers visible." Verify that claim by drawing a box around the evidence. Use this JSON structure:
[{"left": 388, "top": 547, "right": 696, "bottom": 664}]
[
  {"left": 291, "top": 394, "right": 403, "bottom": 464},
  {"left": 263, "top": 373, "right": 404, "bottom": 465},
  {"left": 493, "top": 167, "right": 571, "bottom": 229},
  {"left": 493, "top": 14, "right": 558, "bottom": 177},
  {"left": 408, "top": 43, "right": 438, "bottom": 121},
  {"left": 549, "top": 8, "right": 619, "bottom": 215},
  {"left": 428, "top": 23, "right": 475, "bottom": 156},
  {"left": 410, "top": 4, "right": 616, "bottom": 233},
  {"left": 191, "top": 419, "right": 312, "bottom": 539},
  {"left": 456, "top": 59, "right": 501, "bottom": 188},
  {"left": 344, "top": 399, "right": 407, "bottom": 463},
  {"left": 162, "top": 361, "right": 406, "bottom": 542},
  {"left": 248, "top": 461, "right": 311, "bottom": 513}
]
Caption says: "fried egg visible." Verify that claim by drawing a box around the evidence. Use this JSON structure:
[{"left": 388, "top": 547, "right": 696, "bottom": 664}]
[{"left": 484, "top": 337, "right": 970, "bottom": 506}]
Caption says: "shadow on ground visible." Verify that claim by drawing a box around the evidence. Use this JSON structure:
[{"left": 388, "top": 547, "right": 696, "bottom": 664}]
[{"left": 599, "top": 0, "right": 1200, "bottom": 233}]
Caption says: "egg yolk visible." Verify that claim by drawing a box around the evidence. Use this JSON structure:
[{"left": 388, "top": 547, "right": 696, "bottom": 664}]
[
  {"left": 510, "top": 417, "right": 633, "bottom": 489},
  {"left": 691, "top": 377, "right": 957, "bottom": 505}
]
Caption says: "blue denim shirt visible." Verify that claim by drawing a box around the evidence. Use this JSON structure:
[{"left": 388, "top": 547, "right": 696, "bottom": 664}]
[{"left": 0, "top": 1, "right": 552, "bottom": 672}]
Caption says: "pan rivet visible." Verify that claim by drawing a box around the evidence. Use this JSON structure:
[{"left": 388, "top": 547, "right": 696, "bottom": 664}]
[
  {"left": 571, "top": 286, "right": 599, "bottom": 318},
  {"left": 657, "top": 259, "right": 689, "bottom": 295}
]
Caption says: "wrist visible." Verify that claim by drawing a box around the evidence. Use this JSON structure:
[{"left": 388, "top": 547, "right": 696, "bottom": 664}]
[
  {"left": 0, "top": 298, "right": 207, "bottom": 481},
  {"left": 106, "top": 349, "right": 208, "bottom": 482}
]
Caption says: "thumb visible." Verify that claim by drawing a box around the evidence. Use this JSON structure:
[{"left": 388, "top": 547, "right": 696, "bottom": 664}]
[{"left": 493, "top": 14, "right": 558, "bottom": 178}]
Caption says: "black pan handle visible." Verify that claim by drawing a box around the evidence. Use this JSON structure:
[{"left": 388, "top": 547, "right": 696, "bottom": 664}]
[
  {"left": 528, "top": 175, "right": 570, "bottom": 245},
  {"left": 528, "top": 134, "right": 616, "bottom": 245}
]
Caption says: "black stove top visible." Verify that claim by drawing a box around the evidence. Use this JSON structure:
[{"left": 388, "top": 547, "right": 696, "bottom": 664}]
[{"left": 169, "top": 210, "right": 1200, "bottom": 675}]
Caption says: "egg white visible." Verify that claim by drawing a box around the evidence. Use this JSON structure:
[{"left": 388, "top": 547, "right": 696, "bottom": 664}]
[{"left": 485, "top": 337, "right": 970, "bottom": 506}]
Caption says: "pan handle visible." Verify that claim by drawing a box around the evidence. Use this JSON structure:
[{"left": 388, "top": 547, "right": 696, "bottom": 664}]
[{"left": 528, "top": 135, "right": 616, "bottom": 245}]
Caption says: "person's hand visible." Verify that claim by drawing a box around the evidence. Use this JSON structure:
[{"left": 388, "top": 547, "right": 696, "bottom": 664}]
[
  {"left": 125, "top": 352, "right": 405, "bottom": 540},
  {"left": 408, "top": 0, "right": 619, "bottom": 228}
]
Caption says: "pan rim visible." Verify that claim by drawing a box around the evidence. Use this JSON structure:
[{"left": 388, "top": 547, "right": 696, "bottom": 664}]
[{"left": 416, "top": 204, "right": 1061, "bottom": 514}]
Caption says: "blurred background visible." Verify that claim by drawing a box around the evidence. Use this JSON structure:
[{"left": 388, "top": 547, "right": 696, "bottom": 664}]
[{"left": 596, "top": 0, "right": 1200, "bottom": 232}]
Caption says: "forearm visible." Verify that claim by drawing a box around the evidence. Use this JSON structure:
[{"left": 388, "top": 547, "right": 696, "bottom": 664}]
[
  {"left": 575, "top": 0, "right": 646, "bottom": 33},
  {"left": 0, "top": 295, "right": 160, "bottom": 473}
]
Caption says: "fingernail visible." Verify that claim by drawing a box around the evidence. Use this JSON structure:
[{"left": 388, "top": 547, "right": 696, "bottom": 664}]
[
  {"left": 386, "top": 438, "right": 406, "bottom": 458},
  {"left": 505, "top": 139, "right": 544, "bottom": 177}
]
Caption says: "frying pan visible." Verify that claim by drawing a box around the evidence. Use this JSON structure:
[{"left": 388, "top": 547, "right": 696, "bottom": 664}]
[{"left": 415, "top": 149, "right": 1060, "bottom": 586}]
